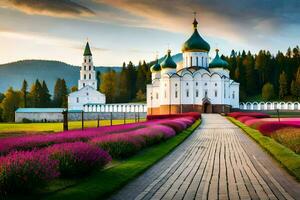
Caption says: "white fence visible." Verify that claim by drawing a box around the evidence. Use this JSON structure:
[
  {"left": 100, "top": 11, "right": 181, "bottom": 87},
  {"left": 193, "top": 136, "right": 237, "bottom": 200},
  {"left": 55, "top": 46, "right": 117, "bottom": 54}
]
[
  {"left": 83, "top": 103, "right": 147, "bottom": 113},
  {"left": 239, "top": 102, "right": 300, "bottom": 110}
]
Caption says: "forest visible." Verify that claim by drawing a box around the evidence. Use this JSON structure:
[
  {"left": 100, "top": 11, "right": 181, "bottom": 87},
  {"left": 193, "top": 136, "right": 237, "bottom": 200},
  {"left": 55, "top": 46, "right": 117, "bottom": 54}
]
[{"left": 0, "top": 46, "right": 300, "bottom": 122}]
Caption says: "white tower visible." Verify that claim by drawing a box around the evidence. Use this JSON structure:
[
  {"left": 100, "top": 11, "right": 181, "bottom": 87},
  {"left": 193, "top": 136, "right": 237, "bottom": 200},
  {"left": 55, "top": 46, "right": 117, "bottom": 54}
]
[{"left": 78, "top": 42, "right": 97, "bottom": 90}]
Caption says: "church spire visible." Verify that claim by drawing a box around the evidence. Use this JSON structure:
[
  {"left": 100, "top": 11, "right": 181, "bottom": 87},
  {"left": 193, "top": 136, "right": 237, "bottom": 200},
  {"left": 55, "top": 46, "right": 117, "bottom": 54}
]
[
  {"left": 83, "top": 41, "right": 92, "bottom": 56},
  {"left": 193, "top": 12, "right": 198, "bottom": 30}
]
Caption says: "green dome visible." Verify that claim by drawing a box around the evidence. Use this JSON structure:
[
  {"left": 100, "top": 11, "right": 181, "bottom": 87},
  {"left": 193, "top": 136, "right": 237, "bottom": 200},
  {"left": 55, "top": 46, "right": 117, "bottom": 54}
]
[
  {"left": 160, "top": 50, "right": 177, "bottom": 69},
  {"left": 182, "top": 18, "right": 210, "bottom": 52},
  {"left": 83, "top": 42, "right": 92, "bottom": 56},
  {"left": 150, "top": 59, "right": 161, "bottom": 72},
  {"left": 209, "top": 49, "right": 229, "bottom": 68}
]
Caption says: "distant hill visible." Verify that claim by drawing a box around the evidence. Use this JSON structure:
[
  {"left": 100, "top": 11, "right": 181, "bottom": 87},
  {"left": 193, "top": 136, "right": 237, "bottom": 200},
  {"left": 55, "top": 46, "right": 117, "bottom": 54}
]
[
  {"left": 0, "top": 54, "right": 183, "bottom": 94},
  {"left": 0, "top": 60, "right": 122, "bottom": 94}
]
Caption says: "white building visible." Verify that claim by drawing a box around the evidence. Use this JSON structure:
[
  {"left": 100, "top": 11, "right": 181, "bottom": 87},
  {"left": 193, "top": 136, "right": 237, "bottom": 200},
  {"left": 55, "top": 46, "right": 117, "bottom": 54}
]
[
  {"left": 68, "top": 42, "right": 106, "bottom": 111},
  {"left": 147, "top": 17, "right": 239, "bottom": 114}
]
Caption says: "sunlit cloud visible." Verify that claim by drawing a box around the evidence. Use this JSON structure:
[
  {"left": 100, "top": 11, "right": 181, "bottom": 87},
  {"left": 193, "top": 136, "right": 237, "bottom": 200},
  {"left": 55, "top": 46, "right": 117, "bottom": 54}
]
[{"left": 0, "top": 0, "right": 95, "bottom": 18}]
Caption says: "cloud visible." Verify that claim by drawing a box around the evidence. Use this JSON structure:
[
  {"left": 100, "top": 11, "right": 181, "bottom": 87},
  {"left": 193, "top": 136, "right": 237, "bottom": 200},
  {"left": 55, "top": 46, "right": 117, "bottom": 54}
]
[
  {"left": 0, "top": 0, "right": 95, "bottom": 18},
  {"left": 94, "top": 0, "right": 300, "bottom": 47}
]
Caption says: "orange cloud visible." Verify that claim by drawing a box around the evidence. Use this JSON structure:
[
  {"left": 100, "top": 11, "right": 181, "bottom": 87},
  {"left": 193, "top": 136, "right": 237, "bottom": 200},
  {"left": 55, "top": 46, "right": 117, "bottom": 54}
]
[{"left": 0, "top": 0, "right": 95, "bottom": 18}]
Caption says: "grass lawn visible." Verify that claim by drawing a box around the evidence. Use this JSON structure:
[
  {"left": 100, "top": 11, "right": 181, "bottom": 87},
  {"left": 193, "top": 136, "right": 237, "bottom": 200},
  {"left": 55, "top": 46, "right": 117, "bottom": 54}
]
[
  {"left": 228, "top": 117, "right": 300, "bottom": 181},
  {"left": 0, "top": 119, "right": 143, "bottom": 138},
  {"left": 10, "top": 119, "right": 200, "bottom": 200}
]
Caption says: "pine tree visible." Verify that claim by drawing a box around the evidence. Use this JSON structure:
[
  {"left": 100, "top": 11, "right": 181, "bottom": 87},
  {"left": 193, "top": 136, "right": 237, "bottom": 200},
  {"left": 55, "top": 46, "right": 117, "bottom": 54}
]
[
  {"left": 295, "top": 67, "right": 300, "bottom": 100},
  {"left": 41, "top": 81, "right": 51, "bottom": 107},
  {"left": 53, "top": 78, "right": 62, "bottom": 107},
  {"left": 61, "top": 79, "right": 68, "bottom": 108},
  {"left": 279, "top": 71, "right": 288, "bottom": 99},
  {"left": 118, "top": 64, "right": 130, "bottom": 102},
  {"left": 20, "top": 80, "right": 28, "bottom": 108}
]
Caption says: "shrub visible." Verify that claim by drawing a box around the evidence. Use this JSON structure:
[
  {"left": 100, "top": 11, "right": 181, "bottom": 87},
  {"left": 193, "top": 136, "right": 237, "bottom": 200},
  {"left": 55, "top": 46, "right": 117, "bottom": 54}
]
[
  {"left": 236, "top": 116, "right": 255, "bottom": 123},
  {"left": 0, "top": 150, "right": 59, "bottom": 194},
  {"left": 258, "top": 121, "right": 300, "bottom": 136},
  {"left": 22, "top": 118, "right": 32, "bottom": 123},
  {"left": 227, "top": 112, "right": 270, "bottom": 119},
  {"left": 271, "top": 128, "right": 300, "bottom": 154},
  {"left": 147, "top": 112, "right": 201, "bottom": 121},
  {"left": 45, "top": 142, "right": 111, "bottom": 177},
  {"left": 91, "top": 134, "right": 144, "bottom": 159}
]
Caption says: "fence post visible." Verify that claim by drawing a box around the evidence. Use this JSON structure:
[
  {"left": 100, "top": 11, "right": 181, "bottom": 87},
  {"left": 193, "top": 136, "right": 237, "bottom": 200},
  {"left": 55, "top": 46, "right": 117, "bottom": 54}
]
[
  {"left": 124, "top": 112, "right": 126, "bottom": 124},
  {"left": 138, "top": 112, "right": 140, "bottom": 122},
  {"left": 97, "top": 115, "right": 100, "bottom": 128},
  {"left": 62, "top": 109, "right": 68, "bottom": 131},
  {"left": 81, "top": 111, "right": 84, "bottom": 130},
  {"left": 110, "top": 112, "right": 113, "bottom": 126}
]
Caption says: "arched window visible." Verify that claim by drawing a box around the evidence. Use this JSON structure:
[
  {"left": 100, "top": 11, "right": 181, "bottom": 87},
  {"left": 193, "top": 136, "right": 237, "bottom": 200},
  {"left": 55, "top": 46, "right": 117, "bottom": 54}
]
[
  {"left": 190, "top": 57, "right": 192, "bottom": 67},
  {"left": 84, "top": 66, "right": 86, "bottom": 70},
  {"left": 164, "top": 90, "right": 167, "bottom": 98},
  {"left": 215, "top": 90, "right": 217, "bottom": 97},
  {"left": 202, "top": 57, "right": 204, "bottom": 67},
  {"left": 76, "top": 97, "right": 79, "bottom": 103},
  {"left": 186, "top": 90, "right": 189, "bottom": 97},
  {"left": 175, "top": 91, "right": 178, "bottom": 98},
  {"left": 156, "top": 93, "right": 159, "bottom": 99},
  {"left": 83, "top": 83, "right": 85, "bottom": 87},
  {"left": 204, "top": 90, "right": 208, "bottom": 97},
  {"left": 232, "top": 91, "right": 235, "bottom": 99},
  {"left": 196, "top": 57, "right": 198, "bottom": 66},
  {"left": 84, "top": 74, "right": 86, "bottom": 80},
  {"left": 196, "top": 90, "right": 199, "bottom": 97},
  {"left": 196, "top": 82, "right": 198, "bottom": 86},
  {"left": 89, "top": 66, "right": 91, "bottom": 70},
  {"left": 89, "top": 74, "right": 91, "bottom": 79}
]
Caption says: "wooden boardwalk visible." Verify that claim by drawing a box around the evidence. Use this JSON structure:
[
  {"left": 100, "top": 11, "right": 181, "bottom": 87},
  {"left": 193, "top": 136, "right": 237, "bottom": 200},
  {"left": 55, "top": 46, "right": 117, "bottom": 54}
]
[{"left": 110, "top": 114, "right": 300, "bottom": 200}]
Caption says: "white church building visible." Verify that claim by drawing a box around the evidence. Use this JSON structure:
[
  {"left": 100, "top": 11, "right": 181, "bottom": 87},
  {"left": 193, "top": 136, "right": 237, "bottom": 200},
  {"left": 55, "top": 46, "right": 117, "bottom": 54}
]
[
  {"left": 68, "top": 42, "right": 106, "bottom": 111},
  {"left": 146, "top": 17, "right": 239, "bottom": 114}
]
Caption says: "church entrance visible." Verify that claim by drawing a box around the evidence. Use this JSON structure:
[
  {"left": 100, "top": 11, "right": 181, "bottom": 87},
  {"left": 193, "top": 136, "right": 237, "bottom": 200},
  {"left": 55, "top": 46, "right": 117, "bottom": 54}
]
[{"left": 202, "top": 98, "right": 212, "bottom": 113}]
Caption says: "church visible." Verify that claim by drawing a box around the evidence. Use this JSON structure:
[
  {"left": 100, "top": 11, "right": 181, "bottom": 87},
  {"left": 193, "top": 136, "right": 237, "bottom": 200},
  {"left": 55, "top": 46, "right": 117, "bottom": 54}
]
[
  {"left": 68, "top": 42, "right": 106, "bottom": 111},
  {"left": 146, "top": 17, "right": 239, "bottom": 114}
]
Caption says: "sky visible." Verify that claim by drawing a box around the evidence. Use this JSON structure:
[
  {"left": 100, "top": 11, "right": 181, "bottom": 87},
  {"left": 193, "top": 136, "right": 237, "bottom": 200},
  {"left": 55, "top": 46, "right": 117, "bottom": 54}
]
[{"left": 0, "top": 0, "right": 300, "bottom": 66}]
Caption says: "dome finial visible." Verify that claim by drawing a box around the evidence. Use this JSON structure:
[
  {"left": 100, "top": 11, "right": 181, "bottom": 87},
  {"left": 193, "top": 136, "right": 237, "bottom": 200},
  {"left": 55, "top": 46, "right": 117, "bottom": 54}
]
[
  {"left": 167, "top": 49, "right": 171, "bottom": 56},
  {"left": 216, "top": 48, "right": 219, "bottom": 54},
  {"left": 193, "top": 11, "right": 198, "bottom": 29}
]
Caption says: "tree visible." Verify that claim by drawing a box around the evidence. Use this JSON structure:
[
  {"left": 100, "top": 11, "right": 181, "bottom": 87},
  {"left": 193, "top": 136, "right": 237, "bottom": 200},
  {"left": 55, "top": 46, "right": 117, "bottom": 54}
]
[
  {"left": 1, "top": 87, "right": 21, "bottom": 122},
  {"left": 118, "top": 64, "right": 130, "bottom": 102},
  {"left": 29, "top": 79, "right": 43, "bottom": 107},
  {"left": 136, "top": 89, "right": 146, "bottom": 102},
  {"left": 262, "top": 83, "right": 275, "bottom": 101},
  {"left": 100, "top": 70, "right": 117, "bottom": 103},
  {"left": 53, "top": 78, "right": 62, "bottom": 107},
  {"left": 61, "top": 79, "right": 68, "bottom": 108},
  {"left": 71, "top": 86, "right": 78, "bottom": 92},
  {"left": 41, "top": 81, "right": 51, "bottom": 107},
  {"left": 0, "top": 93, "right": 5, "bottom": 103},
  {"left": 20, "top": 80, "right": 28, "bottom": 108},
  {"left": 279, "top": 71, "right": 288, "bottom": 99},
  {"left": 294, "top": 67, "right": 300, "bottom": 100}
]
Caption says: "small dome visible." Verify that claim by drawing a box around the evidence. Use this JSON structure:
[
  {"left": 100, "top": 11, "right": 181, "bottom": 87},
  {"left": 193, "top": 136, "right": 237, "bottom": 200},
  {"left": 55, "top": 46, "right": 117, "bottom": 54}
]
[
  {"left": 182, "top": 18, "right": 210, "bottom": 52},
  {"left": 150, "top": 59, "right": 161, "bottom": 72},
  {"left": 209, "top": 49, "right": 229, "bottom": 68},
  {"left": 161, "top": 50, "right": 177, "bottom": 69}
]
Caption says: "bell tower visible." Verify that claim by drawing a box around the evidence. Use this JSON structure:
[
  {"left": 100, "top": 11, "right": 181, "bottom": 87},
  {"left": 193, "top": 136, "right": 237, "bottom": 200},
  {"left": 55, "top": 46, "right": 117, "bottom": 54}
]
[{"left": 78, "top": 41, "right": 97, "bottom": 90}]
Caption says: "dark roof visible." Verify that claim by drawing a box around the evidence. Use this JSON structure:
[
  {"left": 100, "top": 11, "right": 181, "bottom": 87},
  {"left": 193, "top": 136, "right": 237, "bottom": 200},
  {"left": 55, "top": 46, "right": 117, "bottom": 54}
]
[
  {"left": 150, "top": 59, "right": 161, "bottom": 72},
  {"left": 83, "top": 42, "right": 92, "bottom": 56},
  {"left": 161, "top": 50, "right": 177, "bottom": 69},
  {"left": 182, "top": 18, "right": 210, "bottom": 52},
  {"left": 209, "top": 49, "right": 229, "bottom": 68}
]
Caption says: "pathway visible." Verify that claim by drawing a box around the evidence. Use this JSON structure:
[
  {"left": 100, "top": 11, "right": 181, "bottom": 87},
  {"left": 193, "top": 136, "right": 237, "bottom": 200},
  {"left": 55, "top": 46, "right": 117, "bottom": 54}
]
[{"left": 110, "top": 114, "right": 300, "bottom": 200}]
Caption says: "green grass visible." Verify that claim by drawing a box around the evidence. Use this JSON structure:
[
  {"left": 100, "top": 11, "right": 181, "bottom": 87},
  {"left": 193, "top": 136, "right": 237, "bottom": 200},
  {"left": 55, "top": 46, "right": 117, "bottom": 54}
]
[
  {"left": 228, "top": 117, "right": 300, "bottom": 181},
  {"left": 29, "top": 120, "right": 200, "bottom": 200},
  {"left": 0, "top": 119, "right": 142, "bottom": 138}
]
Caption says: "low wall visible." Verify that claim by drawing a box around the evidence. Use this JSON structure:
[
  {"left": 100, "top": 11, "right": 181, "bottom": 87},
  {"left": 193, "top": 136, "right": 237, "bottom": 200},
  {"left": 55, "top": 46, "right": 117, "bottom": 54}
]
[{"left": 15, "top": 112, "right": 147, "bottom": 123}]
